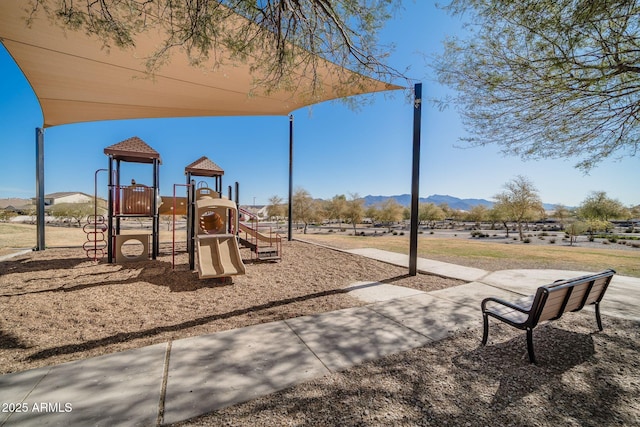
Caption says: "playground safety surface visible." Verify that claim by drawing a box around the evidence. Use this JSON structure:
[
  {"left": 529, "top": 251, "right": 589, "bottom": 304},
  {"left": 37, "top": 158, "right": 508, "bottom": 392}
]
[{"left": 1, "top": 248, "right": 639, "bottom": 426}]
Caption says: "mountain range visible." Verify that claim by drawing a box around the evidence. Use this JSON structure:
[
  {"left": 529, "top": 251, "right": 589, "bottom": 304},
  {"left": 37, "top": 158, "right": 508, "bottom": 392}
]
[{"left": 363, "top": 194, "right": 560, "bottom": 211}]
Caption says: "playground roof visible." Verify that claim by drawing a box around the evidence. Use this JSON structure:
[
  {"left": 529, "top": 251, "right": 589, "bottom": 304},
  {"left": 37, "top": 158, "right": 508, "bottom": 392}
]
[
  {"left": 104, "top": 137, "right": 161, "bottom": 164},
  {"left": 0, "top": 1, "right": 402, "bottom": 128},
  {"left": 185, "top": 157, "right": 225, "bottom": 177}
]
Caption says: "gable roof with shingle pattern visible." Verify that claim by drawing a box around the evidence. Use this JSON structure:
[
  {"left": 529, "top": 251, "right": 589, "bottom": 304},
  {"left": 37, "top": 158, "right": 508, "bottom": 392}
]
[
  {"left": 185, "top": 156, "right": 224, "bottom": 177},
  {"left": 104, "top": 136, "right": 161, "bottom": 164},
  {"left": 44, "top": 192, "right": 93, "bottom": 199}
]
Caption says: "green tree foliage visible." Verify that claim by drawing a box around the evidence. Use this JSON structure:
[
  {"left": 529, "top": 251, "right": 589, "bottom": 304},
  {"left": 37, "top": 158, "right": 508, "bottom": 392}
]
[
  {"left": 365, "top": 205, "right": 380, "bottom": 224},
  {"left": 49, "top": 202, "right": 94, "bottom": 227},
  {"left": 377, "top": 199, "right": 403, "bottom": 232},
  {"left": 266, "top": 195, "right": 285, "bottom": 224},
  {"left": 418, "top": 203, "right": 446, "bottom": 228},
  {"left": 493, "top": 175, "right": 544, "bottom": 241},
  {"left": 577, "top": 191, "right": 626, "bottom": 238},
  {"left": 578, "top": 191, "right": 626, "bottom": 221},
  {"left": 436, "top": 0, "right": 640, "bottom": 170},
  {"left": 344, "top": 193, "right": 365, "bottom": 235},
  {"left": 565, "top": 220, "right": 589, "bottom": 246},
  {"left": 31, "top": 0, "right": 407, "bottom": 97},
  {"left": 465, "top": 204, "right": 488, "bottom": 228},
  {"left": 325, "top": 194, "right": 347, "bottom": 227},
  {"left": 292, "top": 187, "right": 319, "bottom": 234},
  {"left": 487, "top": 204, "right": 510, "bottom": 235},
  {"left": 0, "top": 209, "right": 18, "bottom": 222},
  {"left": 551, "top": 204, "right": 573, "bottom": 230}
]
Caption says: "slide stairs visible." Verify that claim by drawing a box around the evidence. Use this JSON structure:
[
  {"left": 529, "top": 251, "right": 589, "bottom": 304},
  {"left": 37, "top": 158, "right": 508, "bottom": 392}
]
[{"left": 238, "top": 208, "right": 282, "bottom": 261}]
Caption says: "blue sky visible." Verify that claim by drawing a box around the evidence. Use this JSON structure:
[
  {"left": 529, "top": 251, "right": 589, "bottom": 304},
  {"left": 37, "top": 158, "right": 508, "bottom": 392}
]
[{"left": 0, "top": 2, "right": 637, "bottom": 208}]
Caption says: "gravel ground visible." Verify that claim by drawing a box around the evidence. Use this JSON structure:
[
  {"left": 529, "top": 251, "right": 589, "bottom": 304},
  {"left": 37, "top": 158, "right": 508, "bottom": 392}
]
[
  {"left": 0, "top": 240, "right": 461, "bottom": 374},
  {"left": 1, "top": 239, "right": 638, "bottom": 426},
  {"left": 174, "top": 314, "right": 640, "bottom": 427}
]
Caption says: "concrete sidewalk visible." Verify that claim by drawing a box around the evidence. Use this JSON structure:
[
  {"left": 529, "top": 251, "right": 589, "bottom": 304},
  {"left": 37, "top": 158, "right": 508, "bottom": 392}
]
[{"left": 1, "top": 249, "right": 638, "bottom": 426}]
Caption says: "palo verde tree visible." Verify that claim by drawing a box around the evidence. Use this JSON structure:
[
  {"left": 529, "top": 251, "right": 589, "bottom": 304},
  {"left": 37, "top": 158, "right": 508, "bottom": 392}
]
[
  {"left": 266, "top": 195, "right": 285, "bottom": 225},
  {"left": 435, "top": 0, "right": 640, "bottom": 171},
  {"left": 465, "top": 204, "right": 489, "bottom": 228},
  {"left": 30, "top": 0, "right": 408, "bottom": 97},
  {"left": 577, "top": 191, "right": 626, "bottom": 238},
  {"left": 493, "top": 175, "right": 544, "bottom": 241},
  {"left": 418, "top": 202, "right": 446, "bottom": 228},
  {"left": 292, "top": 187, "right": 318, "bottom": 234},
  {"left": 325, "top": 194, "right": 347, "bottom": 227},
  {"left": 551, "top": 204, "right": 573, "bottom": 230},
  {"left": 377, "top": 198, "right": 403, "bottom": 232},
  {"left": 344, "top": 193, "right": 365, "bottom": 235}
]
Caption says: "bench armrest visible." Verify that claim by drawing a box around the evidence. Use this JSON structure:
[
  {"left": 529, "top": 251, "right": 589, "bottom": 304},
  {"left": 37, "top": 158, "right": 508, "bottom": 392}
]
[{"left": 481, "top": 296, "right": 531, "bottom": 314}]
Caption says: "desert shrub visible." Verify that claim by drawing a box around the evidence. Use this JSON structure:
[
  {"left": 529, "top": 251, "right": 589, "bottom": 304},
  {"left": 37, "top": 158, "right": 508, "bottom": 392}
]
[
  {"left": 539, "top": 232, "right": 549, "bottom": 236},
  {"left": 538, "top": 236, "right": 545, "bottom": 240},
  {"left": 399, "top": 231, "right": 405, "bottom": 236},
  {"left": 392, "top": 231, "right": 398, "bottom": 235},
  {"left": 523, "top": 238, "right": 531, "bottom": 243},
  {"left": 631, "top": 242, "right": 640, "bottom": 248},
  {"left": 608, "top": 237, "right": 617, "bottom": 243},
  {"left": 328, "top": 229, "right": 334, "bottom": 233},
  {"left": 429, "top": 231, "right": 434, "bottom": 235},
  {"left": 602, "top": 240, "right": 609, "bottom": 245},
  {"left": 549, "top": 239, "right": 556, "bottom": 244},
  {"left": 471, "top": 231, "right": 489, "bottom": 238}
]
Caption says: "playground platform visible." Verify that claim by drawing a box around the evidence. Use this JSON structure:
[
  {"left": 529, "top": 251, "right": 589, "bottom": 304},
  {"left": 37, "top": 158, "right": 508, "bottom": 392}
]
[{"left": 1, "top": 249, "right": 638, "bottom": 426}]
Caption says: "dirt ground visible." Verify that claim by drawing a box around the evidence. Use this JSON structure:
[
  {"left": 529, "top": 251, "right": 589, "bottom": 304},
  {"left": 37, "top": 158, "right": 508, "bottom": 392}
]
[
  {"left": 0, "top": 240, "right": 462, "bottom": 375},
  {"left": 1, "top": 239, "right": 639, "bottom": 426}
]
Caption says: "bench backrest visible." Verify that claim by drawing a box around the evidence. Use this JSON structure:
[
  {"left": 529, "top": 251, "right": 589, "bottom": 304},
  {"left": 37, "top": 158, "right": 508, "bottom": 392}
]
[{"left": 531, "top": 269, "right": 615, "bottom": 326}]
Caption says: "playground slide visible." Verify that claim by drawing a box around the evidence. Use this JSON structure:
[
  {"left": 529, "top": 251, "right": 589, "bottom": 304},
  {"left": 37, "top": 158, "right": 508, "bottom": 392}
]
[
  {"left": 196, "top": 234, "right": 246, "bottom": 279},
  {"left": 238, "top": 222, "right": 281, "bottom": 244}
]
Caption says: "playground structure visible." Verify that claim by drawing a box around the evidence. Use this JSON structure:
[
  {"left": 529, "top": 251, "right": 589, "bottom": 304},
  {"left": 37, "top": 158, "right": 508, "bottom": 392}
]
[
  {"left": 238, "top": 207, "right": 281, "bottom": 261},
  {"left": 194, "top": 195, "right": 246, "bottom": 279},
  {"left": 97, "top": 142, "right": 279, "bottom": 276},
  {"left": 104, "top": 137, "right": 161, "bottom": 263},
  {"left": 184, "top": 156, "right": 246, "bottom": 279}
]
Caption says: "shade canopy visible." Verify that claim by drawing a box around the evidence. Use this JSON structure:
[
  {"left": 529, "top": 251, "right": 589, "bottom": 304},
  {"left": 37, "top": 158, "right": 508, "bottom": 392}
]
[{"left": 0, "top": 0, "right": 401, "bottom": 128}]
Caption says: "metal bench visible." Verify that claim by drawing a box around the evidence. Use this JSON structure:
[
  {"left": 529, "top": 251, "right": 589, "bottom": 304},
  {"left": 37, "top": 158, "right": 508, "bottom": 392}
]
[{"left": 481, "top": 269, "right": 616, "bottom": 363}]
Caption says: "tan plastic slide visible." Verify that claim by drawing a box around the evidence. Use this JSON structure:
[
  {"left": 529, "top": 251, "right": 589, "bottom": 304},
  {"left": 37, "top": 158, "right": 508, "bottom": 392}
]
[
  {"left": 238, "top": 222, "right": 281, "bottom": 244},
  {"left": 196, "top": 234, "right": 246, "bottom": 279}
]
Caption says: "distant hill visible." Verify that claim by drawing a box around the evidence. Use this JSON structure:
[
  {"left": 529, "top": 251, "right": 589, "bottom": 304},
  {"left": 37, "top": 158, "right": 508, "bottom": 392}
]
[{"left": 363, "top": 194, "right": 560, "bottom": 211}]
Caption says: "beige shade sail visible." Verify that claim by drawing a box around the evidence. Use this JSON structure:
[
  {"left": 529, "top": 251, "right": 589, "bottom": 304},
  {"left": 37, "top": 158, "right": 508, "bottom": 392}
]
[{"left": 0, "top": 1, "right": 402, "bottom": 128}]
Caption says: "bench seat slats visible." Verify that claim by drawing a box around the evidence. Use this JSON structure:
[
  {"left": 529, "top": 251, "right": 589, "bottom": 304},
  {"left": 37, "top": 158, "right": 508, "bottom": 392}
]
[{"left": 481, "top": 269, "right": 616, "bottom": 363}]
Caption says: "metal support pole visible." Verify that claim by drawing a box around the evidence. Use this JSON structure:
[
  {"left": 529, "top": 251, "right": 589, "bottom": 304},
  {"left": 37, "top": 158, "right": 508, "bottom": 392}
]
[
  {"left": 152, "top": 158, "right": 159, "bottom": 259},
  {"left": 107, "top": 156, "right": 114, "bottom": 262},
  {"left": 115, "top": 159, "right": 121, "bottom": 236},
  {"left": 235, "top": 181, "right": 239, "bottom": 206},
  {"left": 409, "top": 83, "right": 423, "bottom": 276},
  {"left": 188, "top": 178, "right": 196, "bottom": 270},
  {"left": 35, "top": 128, "right": 45, "bottom": 251},
  {"left": 287, "top": 115, "right": 294, "bottom": 241}
]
